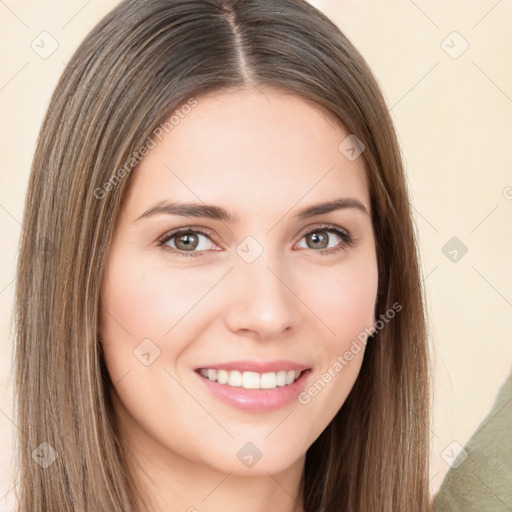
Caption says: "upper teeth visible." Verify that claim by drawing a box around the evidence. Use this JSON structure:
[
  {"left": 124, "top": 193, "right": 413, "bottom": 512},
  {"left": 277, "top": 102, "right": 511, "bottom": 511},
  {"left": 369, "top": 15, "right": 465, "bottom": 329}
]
[{"left": 199, "top": 369, "right": 302, "bottom": 389}]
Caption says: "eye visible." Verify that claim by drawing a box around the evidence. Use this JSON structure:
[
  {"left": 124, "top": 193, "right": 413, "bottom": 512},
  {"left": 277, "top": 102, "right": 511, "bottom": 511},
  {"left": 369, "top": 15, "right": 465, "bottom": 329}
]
[
  {"left": 157, "top": 227, "right": 219, "bottom": 258},
  {"left": 295, "top": 224, "right": 354, "bottom": 255}
]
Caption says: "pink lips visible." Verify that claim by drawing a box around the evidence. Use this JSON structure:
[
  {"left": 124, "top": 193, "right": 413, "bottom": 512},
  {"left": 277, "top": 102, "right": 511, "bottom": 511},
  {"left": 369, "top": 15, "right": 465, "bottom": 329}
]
[
  {"left": 195, "top": 359, "right": 310, "bottom": 373},
  {"left": 195, "top": 360, "right": 312, "bottom": 412}
]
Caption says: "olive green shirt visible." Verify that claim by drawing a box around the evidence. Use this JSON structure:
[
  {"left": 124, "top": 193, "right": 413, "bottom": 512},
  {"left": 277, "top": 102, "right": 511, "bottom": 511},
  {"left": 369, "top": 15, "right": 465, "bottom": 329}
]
[{"left": 434, "top": 368, "right": 512, "bottom": 511}]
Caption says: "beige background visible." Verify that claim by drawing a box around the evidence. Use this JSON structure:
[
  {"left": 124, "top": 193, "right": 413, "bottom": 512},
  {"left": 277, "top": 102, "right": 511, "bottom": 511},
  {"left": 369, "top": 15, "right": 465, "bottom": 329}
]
[{"left": 1, "top": 0, "right": 511, "bottom": 509}]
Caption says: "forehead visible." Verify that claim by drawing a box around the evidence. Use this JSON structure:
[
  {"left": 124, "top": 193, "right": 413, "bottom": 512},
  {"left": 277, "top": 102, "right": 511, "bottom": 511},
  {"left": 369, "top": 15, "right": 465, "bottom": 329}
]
[{"left": 122, "top": 88, "right": 370, "bottom": 219}]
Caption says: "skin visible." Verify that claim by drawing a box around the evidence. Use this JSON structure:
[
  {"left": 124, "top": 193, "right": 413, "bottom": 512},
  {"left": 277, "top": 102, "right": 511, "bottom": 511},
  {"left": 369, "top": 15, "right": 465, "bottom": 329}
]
[{"left": 99, "top": 87, "right": 379, "bottom": 512}]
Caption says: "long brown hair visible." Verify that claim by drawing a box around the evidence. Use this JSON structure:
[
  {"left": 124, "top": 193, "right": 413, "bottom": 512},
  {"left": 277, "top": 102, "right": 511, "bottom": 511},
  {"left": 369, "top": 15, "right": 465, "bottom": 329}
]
[{"left": 14, "top": 0, "right": 431, "bottom": 510}]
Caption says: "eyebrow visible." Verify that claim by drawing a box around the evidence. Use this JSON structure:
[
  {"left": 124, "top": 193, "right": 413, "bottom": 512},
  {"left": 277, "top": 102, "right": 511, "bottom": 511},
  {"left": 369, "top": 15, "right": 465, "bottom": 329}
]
[{"left": 135, "top": 197, "right": 369, "bottom": 223}]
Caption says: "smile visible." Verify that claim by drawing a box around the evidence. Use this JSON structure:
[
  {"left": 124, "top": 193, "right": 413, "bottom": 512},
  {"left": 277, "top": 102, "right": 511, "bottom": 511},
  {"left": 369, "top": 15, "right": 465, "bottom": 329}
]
[{"left": 194, "top": 361, "right": 312, "bottom": 412}]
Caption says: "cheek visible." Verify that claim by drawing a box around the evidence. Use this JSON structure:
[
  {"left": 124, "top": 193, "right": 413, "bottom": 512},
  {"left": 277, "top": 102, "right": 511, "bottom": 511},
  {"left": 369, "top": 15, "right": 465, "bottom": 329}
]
[
  {"left": 99, "top": 249, "right": 230, "bottom": 393},
  {"left": 293, "top": 256, "right": 378, "bottom": 418},
  {"left": 301, "top": 256, "right": 378, "bottom": 348},
  {"left": 98, "top": 250, "right": 181, "bottom": 387},
  {"left": 99, "top": 251, "right": 213, "bottom": 344}
]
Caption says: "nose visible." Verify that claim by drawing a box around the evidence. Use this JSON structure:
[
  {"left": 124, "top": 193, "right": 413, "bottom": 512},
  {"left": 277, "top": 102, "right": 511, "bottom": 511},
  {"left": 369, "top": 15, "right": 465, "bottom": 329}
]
[{"left": 223, "top": 253, "right": 302, "bottom": 341}]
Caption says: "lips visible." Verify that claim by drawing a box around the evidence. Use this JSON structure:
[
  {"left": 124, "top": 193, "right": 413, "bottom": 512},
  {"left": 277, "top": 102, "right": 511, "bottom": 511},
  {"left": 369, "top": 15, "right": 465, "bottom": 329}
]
[
  {"left": 194, "top": 360, "right": 312, "bottom": 412},
  {"left": 195, "top": 360, "right": 310, "bottom": 373}
]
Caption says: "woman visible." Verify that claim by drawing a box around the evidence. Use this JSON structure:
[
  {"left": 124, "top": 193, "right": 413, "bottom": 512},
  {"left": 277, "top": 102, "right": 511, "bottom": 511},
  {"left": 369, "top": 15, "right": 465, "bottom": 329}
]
[{"left": 13, "top": 0, "right": 431, "bottom": 510}]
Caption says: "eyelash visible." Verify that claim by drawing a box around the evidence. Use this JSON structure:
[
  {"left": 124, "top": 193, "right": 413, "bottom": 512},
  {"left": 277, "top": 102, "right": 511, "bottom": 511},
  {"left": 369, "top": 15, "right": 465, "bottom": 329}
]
[{"left": 156, "top": 223, "right": 355, "bottom": 258}]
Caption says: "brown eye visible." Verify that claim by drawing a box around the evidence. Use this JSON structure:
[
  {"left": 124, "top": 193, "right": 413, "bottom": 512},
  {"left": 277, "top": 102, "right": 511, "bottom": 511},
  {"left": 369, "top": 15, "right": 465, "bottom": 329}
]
[
  {"left": 296, "top": 225, "right": 354, "bottom": 255},
  {"left": 304, "top": 231, "right": 330, "bottom": 250},
  {"left": 158, "top": 228, "right": 218, "bottom": 257},
  {"left": 174, "top": 232, "right": 200, "bottom": 251}
]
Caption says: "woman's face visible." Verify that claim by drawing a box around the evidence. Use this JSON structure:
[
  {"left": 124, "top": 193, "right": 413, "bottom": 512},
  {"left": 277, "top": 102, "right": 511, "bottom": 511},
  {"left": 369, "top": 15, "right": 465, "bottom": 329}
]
[{"left": 99, "top": 88, "right": 378, "bottom": 478}]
